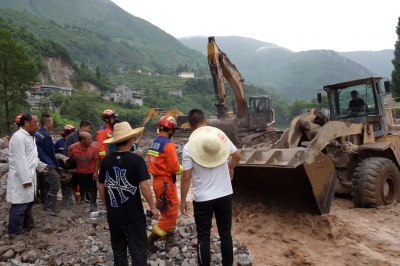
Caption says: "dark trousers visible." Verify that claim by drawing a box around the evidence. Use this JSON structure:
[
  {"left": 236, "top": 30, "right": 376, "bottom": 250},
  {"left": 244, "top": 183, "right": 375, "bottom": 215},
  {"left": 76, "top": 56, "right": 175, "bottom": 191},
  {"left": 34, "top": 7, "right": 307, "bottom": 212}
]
[
  {"left": 8, "top": 202, "right": 34, "bottom": 235},
  {"left": 42, "top": 168, "right": 61, "bottom": 196},
  {"left": 193, "top": 195, "right": 233, "bottom": 266},
  {"left": 109, "top": 216, "right": 147, "bottom": 266}
]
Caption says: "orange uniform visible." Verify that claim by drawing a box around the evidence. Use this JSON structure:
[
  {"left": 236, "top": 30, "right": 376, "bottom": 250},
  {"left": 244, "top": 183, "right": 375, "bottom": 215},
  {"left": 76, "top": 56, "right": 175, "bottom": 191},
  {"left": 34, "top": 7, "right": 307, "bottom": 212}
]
[
  {"left": 96, "top": 123, "right": 113, "bottom": 160},
  {"left": 148, "top": 135, "right": 183, "bottom": 237}
]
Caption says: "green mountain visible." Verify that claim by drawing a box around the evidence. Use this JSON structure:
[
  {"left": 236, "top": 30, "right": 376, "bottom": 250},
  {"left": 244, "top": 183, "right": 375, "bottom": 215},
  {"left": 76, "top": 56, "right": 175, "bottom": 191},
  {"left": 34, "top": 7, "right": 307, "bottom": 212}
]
[
  {"left": 338, "top": 50, "right": 394, "bottom": 80},
  {"left": 0, "top": 0, "right": 207, "bottom": 73},
  {"left": 179, "top": 36, "right": 377, "bottom": 101}
]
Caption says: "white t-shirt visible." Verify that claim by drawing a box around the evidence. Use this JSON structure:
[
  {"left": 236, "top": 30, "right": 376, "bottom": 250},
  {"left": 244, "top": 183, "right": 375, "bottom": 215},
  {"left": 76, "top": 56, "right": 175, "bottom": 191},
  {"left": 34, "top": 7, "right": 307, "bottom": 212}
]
[{"left": 182, "top": 139, "right": 237, "bottom": 202}]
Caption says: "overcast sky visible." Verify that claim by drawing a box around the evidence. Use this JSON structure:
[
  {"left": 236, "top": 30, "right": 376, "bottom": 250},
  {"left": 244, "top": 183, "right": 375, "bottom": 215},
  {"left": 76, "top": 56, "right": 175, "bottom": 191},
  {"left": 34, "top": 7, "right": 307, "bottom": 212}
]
[{"left": 112, "top": 0, "right": 400, "bottom": 52}]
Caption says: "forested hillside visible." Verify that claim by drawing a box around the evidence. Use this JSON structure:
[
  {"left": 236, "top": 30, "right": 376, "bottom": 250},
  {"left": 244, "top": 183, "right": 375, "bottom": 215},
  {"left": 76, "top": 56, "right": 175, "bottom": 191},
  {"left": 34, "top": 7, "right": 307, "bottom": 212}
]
[
  {"left": 179, "top": 36, "right": 380, "bottom": 101},
  {"left": 0, "top": 0, "right": 207, "bottom": 73},
  {"left": 338, "top": 50, "right": 394, "bottom": 79}
]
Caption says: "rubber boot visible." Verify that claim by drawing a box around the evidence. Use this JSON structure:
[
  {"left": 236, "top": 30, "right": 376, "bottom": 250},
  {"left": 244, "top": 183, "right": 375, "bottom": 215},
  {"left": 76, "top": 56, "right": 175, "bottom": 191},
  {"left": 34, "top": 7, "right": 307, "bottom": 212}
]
[
  {"left": 61, "top": 186, "right": 72, "bottom": 209},
  {"left": 43, "top": 194, "right": 57, "bottom": 216},
  {"left": 85, "top": 191, "right": 91, "bottom": 203},
  {"left": 79, "top": 187, "right": 87, "bottom": 204},
  {"left": 165, "top": 231, "right": 183, "bottom": 251},
  {"left": 90, "top": 191, "right": 97, "bottom": 212},
  {"left": 147, "top": 232, "right": 160, "bottom": 252}
]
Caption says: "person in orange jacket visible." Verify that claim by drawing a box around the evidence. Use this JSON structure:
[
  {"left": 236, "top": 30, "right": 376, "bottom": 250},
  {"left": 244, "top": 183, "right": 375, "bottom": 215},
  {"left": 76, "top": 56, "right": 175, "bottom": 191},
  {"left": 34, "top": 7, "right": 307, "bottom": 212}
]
[
  {"left": 147, "top": 115, "right": 183, "bottom": 251},
  {"left": 96, "top": 109, "right": 118, "bottom": 160}
]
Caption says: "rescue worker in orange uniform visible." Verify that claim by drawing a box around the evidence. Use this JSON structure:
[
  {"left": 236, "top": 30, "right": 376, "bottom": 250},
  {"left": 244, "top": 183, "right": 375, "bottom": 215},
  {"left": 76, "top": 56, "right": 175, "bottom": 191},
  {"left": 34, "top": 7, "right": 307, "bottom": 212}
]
[
  {"left": 147, "top": 115, "right": 184, "bottom": 251},
  {"left": 96, "top": 109, "right": 118, "bottom": 160}
]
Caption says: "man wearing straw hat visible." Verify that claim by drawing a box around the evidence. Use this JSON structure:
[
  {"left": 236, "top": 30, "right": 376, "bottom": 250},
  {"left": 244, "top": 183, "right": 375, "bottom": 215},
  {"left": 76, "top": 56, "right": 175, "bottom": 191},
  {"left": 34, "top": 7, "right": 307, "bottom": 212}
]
[
  {"left": 98, "top": 122, "right": 159, "bottom": 265},
  {"left": 181, "top": 109, "right": 241, "bottom": 266}
]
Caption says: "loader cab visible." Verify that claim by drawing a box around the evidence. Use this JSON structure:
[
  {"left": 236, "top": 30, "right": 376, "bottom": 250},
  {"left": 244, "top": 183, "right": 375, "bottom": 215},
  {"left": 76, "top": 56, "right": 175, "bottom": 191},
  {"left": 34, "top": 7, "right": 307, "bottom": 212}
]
[
  {"left": 322, "top": 77, "right": 388, "bottom": 137},
  {"left": 249, "top": 96, "right": 273, "bottom": 128}
]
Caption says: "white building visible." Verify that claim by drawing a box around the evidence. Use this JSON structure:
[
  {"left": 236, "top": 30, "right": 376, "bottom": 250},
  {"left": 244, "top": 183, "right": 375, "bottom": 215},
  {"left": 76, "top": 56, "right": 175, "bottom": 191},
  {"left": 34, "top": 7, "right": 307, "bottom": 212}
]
[
  {"left": 178, "top": 72, "right": 194, "bottom": 78},
  {"left": 168, "top": 90, "right": 182, "bottom": 98},
  {"left": 27, "top": 83, "right": 73, "bottom": 111},
  {"left": 103, "top": 84, "right": 143, "bottom": 106}
]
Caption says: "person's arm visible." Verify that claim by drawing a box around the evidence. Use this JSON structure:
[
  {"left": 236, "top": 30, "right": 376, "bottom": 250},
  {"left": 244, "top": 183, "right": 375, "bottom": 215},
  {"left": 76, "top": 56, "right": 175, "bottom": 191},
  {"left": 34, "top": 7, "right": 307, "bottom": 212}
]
[
  {"left": 228, "top": 151, "right": 241, "bottom": 180},
  {"left": 180, "top": 168, "right": 192, "bottom": 215},
  {"left": 63, "top": 134, "right": 72, "bottom": 156},
  {"left": 96, "top": 130, "right": 107, "bottom": 160},
  {"left": 93, "top": 158, "right": 100, "bottom": 180},
  {"left": 139, "top": 180, "right": 160, "bottom": 220},
  {"left": 164, "top": 143, "right": 183, "bottom": 175}
]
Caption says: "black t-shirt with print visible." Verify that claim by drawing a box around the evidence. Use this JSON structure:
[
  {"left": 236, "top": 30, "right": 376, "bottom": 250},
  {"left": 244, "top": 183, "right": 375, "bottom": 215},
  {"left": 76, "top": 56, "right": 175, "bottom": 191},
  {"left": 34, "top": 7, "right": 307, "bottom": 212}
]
[{"left": 98, "top": 151, "right": 150, "bottom": 224}]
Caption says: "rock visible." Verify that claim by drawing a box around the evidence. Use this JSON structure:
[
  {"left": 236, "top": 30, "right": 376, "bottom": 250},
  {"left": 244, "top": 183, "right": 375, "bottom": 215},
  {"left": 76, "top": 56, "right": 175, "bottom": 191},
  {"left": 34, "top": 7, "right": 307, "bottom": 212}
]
[
  {"left": 1, "top": 249, "right": 14, "bottom": 262},
  {"left": 0, "top": 246, "right": 9, "bottom": 256},
  {"left": 21, "top": 250, "right": 38, "bottom": 263},
  {"left": 167, "top": 247, "right": 180, "bottom": 258},
  {"left": 235, "top": 254, "right": 252, "bottom": 266},
  {"left": 189, "top": 238, "right": 197, "bottom": 247},
  {"left": 42, "top": 224, "right": 53, "bottom": 234},
  {"left": 58, "top": 210, "right": 77, "bottom": 219},
  {"left": 10, "top": 241, "right": 25, "bottom": 254}
]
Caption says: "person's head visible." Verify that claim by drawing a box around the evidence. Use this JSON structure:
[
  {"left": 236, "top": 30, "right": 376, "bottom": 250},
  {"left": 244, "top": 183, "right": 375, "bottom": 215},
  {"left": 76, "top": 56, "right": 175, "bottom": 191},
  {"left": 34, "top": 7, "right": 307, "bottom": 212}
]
[
  {"left": 78, "top": 132, "right": 92, "bottom": 148},
  {"left": 14, "top": 113, "right": 23, "bottom": 128},
  {"left": 351, "top": 90, "right": 359, "bottom": 100},
  {"left": 101, "top": 109, "right": 118, "bottom": 125},
  {"left": 79, "top": 120, "right": 92, "bottom": 133},
  {"left": 20, "top": 113, "right": 39, "bottom": 134},
  {"left": 103, "top": 122, "right": 144, "bottom": 149},
  {"left": 63, "top": 124, "right": 76, "bottom": 138},
  {"left": 188, "top": 109, "right": 207, "bottom": 129},
  {"left": 40, "top": 114, "right": 53, "bottom": 131},
  {"left": 157, "top": 115, "right": 177, "bottom": 139}
]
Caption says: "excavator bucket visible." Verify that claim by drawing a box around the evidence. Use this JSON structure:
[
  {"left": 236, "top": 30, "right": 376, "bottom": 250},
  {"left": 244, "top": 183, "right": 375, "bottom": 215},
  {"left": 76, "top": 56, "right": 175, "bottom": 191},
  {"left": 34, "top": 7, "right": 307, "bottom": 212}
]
[
  {"left": 232, "top": 147, "right": 336, "bottom": 214},
  {"left": 231, "top": 109, "right": 337, "bottom": 215}
]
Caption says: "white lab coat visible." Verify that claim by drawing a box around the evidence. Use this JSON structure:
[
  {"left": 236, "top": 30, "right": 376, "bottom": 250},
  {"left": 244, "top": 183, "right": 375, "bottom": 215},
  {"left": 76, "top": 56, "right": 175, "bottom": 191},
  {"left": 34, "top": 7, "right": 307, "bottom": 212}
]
[{"left": 7, "top": 129, "right": 47, "bottom": 204}]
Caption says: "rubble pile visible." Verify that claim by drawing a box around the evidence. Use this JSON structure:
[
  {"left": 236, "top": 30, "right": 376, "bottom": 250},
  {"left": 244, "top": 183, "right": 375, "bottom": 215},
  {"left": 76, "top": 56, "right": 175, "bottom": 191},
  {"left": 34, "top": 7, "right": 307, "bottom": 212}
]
[{"left": 0, "top": 139, "right": 253, "bottom": 266}]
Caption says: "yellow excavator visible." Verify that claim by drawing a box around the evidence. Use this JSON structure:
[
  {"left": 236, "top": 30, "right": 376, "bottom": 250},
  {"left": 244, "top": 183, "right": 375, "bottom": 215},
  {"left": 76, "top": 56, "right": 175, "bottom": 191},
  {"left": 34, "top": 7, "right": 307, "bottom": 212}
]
[
  {"left": 140, "top": 108, "right": 192, "bottom": 137},
  {"left": 206, "top": 36, "right": 282, "bottom": 146},
  {"left": 233, "top": 76, "right": 400, "bottom": 215}
]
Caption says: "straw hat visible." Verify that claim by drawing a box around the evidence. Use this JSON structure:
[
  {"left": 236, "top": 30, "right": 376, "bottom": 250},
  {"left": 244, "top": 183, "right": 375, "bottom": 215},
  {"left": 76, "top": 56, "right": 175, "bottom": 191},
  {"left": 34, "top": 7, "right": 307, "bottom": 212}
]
[
  {"left": 188, "top": 126, "right": 230, "bottom": 168},
  {"left": 103, "top": 122, "right": 144, "bottom": 144}
]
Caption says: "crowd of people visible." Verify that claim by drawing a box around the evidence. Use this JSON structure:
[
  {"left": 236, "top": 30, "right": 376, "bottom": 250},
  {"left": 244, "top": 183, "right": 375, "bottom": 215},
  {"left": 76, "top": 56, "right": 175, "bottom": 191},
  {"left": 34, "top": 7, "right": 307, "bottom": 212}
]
[{"left": 6, "top": 107, "right": 241, "bottom": 266}]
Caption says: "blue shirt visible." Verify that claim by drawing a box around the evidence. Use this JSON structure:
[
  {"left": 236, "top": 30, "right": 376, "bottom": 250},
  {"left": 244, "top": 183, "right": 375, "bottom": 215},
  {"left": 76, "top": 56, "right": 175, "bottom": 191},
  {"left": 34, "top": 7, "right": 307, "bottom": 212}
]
[
  {"left": 34, "top": 127, "right": 59, "bottom": 169},
  {"left": 54, "top": 138, "right": 65, "bottom": 154}
]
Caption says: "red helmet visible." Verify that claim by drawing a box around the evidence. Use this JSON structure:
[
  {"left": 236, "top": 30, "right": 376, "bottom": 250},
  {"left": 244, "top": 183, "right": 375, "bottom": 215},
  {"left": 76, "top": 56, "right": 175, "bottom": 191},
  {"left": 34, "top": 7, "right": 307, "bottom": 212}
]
[
  {"left": 101, "top": 109, "right": 118, "bottom": 119},
  {"left": 14, "top": 114, "right": 23, "bottom": 126},
  {"left": 63, "top": 124, "right": 76, "bottom": 135},
  {"left": 157, "top": 115, "right": 177, "bottom": 130}
]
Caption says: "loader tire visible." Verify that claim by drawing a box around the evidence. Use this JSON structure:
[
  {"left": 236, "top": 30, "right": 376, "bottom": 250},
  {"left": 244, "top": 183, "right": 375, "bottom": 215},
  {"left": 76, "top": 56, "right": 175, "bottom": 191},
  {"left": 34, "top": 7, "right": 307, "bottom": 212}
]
[{"left": 352, "top": 157, "right": 400, "bottom": 208}]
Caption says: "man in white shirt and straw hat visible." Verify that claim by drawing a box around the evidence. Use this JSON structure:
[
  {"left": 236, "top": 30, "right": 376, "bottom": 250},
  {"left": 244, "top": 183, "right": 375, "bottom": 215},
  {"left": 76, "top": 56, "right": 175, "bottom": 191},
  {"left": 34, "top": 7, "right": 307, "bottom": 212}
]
[
  {"left": 98, "top": 121, "right": 159, "bottom": 265},
  {"left": 181, "top": 109, "right": 241, "bottom": 266}
]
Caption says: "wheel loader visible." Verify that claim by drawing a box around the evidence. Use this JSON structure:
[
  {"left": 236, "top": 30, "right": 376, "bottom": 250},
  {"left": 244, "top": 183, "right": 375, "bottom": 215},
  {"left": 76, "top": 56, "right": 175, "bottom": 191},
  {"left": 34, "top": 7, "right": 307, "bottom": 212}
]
[{"left": 232, "top": 76, "right": 400, "bottom": 215}]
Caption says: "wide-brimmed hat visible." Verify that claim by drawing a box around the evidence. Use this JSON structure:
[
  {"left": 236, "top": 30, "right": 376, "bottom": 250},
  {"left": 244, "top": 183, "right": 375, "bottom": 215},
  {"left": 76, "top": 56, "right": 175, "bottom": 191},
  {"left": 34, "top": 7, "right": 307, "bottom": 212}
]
[
  {"left": 188, "top": 126, "right": 230, "bottom": 168},
  {"left": 103, "top": 122, "right": 144, "bottom": 144}
]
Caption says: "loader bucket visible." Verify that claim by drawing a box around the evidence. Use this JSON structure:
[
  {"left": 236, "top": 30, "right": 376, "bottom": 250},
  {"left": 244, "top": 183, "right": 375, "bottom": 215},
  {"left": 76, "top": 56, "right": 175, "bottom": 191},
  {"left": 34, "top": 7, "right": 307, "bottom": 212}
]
[{"left": 232, "top": 147, "right": 336, "bottom": 215}]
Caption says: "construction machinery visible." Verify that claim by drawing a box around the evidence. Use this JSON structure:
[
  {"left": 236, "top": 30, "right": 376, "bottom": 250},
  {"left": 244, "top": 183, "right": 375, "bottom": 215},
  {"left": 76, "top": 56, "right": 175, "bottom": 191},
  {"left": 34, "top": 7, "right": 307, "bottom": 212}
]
[
  {"left": 206, "top": 36, "right": 282, "bottom": 146},
  {"left": 140, "top": 108, "right": 192, "bottom": 137},
  {"left": 233, "top": 76, "right": 400, "bottom": 215}
]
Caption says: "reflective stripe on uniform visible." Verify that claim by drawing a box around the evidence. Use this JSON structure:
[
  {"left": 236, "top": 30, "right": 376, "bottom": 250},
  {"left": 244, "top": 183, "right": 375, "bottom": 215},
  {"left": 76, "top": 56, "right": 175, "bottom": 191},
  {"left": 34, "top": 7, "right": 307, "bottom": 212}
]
[
  {"left": 153, "top": 224, "right": 168, "bottom": 237},
  {"left": 175, "top": 164, "right": 183, "bottom": 175},
  {"left": 148, "top": 150, "right": 159, "bottom": 157},
  {"left": 99, "top": 151, "right": 106, "bottom": 156}
]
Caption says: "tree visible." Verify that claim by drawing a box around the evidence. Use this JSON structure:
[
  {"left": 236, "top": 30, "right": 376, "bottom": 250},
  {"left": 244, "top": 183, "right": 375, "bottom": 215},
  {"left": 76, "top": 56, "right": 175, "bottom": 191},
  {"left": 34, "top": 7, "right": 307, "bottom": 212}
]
[
  {"left": 392, "top": 16, "right": 400, "bottom": 97},
  {"left": 0, "top": 29, "right": 39, "bottom": 134},
  {"left": 96, "top": 65, "right": 101, "bottom": 80}
]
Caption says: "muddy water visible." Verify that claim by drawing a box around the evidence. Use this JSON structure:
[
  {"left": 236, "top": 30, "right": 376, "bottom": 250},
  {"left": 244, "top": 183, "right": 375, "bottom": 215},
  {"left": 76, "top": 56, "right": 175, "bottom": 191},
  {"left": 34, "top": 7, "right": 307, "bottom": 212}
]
[{"left": 231, "top": 198, "right": 400, "bottom": 265}]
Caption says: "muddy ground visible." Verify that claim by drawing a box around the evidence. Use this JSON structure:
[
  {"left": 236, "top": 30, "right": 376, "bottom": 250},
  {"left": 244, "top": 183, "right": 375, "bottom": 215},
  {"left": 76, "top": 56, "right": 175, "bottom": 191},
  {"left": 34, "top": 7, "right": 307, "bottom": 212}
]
[{"left": 2, "top": 135, "right": 400, "bottom": 265}]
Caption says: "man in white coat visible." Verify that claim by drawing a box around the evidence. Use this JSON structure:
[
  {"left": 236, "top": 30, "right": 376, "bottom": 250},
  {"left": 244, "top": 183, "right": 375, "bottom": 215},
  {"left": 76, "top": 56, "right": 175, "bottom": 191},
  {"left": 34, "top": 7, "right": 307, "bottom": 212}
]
[{"left": 7, "top": 113, "right": 48, "bottom": 235}]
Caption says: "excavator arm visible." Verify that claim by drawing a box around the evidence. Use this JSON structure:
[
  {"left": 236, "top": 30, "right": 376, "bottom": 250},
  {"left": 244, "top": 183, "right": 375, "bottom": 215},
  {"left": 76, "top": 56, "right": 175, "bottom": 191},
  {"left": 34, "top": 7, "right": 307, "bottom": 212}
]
[
  {"left": 207, "top": 36, "right": 248, "bottom": 118},
  {"left": 140, "top": 108, "right": 185, "bottom": 127}
]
